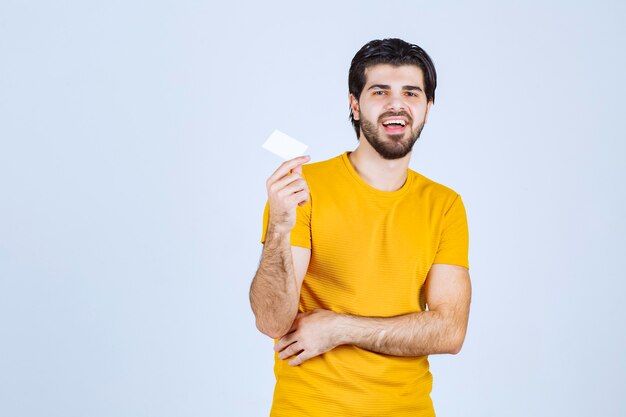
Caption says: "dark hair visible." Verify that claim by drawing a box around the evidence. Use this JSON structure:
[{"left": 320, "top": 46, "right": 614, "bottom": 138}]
[{"left": 348, "top": 38, "right": 437, "bottom": 138}]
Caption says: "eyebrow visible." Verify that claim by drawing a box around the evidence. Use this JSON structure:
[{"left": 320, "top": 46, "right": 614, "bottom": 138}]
[{"left": 367, "top": 84, "right": 424, "bottom": 92}]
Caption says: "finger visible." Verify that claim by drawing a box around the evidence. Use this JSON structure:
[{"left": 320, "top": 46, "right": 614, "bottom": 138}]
[
  {"left": 268, "top": 156, "right": 310, "bottom": 185},
  {"left": 271, "top": 172, "right": 305, "bottom": 192},
  {"left": 276, "top": 176, "right": 307, "bottom": 193},
  {"left": 289, "top": 350, "right": 312, "bottom": 366},
  {"left": 287, "top": 189, "right": 309, "bottom": 207},
  {"left": 291, "top": 164, "right": 303, "bottom": 175},
  {"left": 278, "top": 342, "right": 303, "bottom": 360},
  {"left": 274, "top": 331, "right": 296, "bottom": 352},
  {"left": 277, "top": 180, "right": 308, "bottom": 199}
]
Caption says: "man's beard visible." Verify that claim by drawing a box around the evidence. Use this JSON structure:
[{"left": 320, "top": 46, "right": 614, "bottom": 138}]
[{"left": 360, "top": 112, "right": 425, "bottom": 160}]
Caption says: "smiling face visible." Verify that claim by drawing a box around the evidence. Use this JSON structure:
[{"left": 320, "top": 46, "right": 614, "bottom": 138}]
[{"left": 350, "top": 64, "right": 432, "bottom": 160}]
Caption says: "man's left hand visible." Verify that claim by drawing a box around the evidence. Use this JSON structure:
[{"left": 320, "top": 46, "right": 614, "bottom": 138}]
[{"left": 274, "top": 309, "right": 344, "bottom": 366}]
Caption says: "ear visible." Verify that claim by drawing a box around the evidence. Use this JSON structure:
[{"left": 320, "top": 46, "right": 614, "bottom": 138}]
[
  {"left": 424, "top": 100, "right": 433, "bottom": 124},
  {"left": 349, "top": 94, "right": 360, "bottom": 120}
]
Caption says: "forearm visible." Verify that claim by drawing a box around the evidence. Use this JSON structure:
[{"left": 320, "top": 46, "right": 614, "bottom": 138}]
[
  {"left": 338, "top": 309, "right": 466, "bottom": 357},
  {"left": 250, "top": 226, "right": 299, "bottom": 338}
]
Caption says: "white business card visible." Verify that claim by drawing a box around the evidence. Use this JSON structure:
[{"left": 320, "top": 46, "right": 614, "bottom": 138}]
[{"left": 262, "top": 130, "right": 308, "bottom": 160}]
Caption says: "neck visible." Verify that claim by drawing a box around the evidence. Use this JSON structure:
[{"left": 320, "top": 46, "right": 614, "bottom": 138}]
[{"left": 348, "top": 141, "right": 411, "bottom": 192}]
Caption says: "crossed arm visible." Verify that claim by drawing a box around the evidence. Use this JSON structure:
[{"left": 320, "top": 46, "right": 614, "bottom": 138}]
[
  {"left": 250, "top": 157, "right": 472, "bottom": 365},
  {"left": 250, "top": 240, "right": 472, "bottom": 366}
]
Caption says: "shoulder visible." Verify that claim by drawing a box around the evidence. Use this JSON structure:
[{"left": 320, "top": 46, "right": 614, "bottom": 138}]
[
  {"left": 409, "top": 169, "right": 458, "bottom": 196},
  {"left": 408, "top": 169, "right": 462, "bottom": 209}
]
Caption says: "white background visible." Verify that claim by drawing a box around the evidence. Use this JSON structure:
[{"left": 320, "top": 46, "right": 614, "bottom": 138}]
[{"left": 1, "top": 1, "right": 624, "bottom": 416}]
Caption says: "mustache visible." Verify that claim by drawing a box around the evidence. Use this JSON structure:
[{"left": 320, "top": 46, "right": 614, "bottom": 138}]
[{"left": 377, "top": 111, "right": 413, "bottom": 124}]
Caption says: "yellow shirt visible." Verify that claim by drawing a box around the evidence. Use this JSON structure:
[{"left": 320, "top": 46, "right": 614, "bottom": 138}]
[{"left": 261, "top": 152, "right": 469, "bottom": 417}]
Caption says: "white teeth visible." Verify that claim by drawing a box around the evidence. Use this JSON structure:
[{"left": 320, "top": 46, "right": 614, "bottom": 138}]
[{"left": 383, "top": 120, "right": 406, "bottom": 127}]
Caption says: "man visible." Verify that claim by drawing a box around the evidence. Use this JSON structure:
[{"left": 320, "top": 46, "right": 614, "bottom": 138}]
[{"left": 250, "top": 38, "right": 471, "bottom": 417}]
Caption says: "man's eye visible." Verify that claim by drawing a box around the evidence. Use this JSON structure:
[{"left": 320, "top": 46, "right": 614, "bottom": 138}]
[
  {"left": 373, "top": 91, "right": 386, "bottom": 95},
  {"left": 406, "top": 92, "right": 417, "bottom": 97}
]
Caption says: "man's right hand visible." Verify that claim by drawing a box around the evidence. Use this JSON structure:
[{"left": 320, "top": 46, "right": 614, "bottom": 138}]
[{"left": 266, "top": 155, "right": 311, "bottom": 234}]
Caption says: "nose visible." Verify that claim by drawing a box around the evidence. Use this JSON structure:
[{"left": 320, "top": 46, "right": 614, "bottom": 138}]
[{"left": 383, "top": 92, "right": 407, "bottom": 112}]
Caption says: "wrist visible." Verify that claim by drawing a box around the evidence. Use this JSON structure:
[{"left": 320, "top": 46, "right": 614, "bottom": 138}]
[
  {"left": 266, "top": 222, "right": 292, "bottom": 240},
  {"left": 268, "top": 217, "right": 294, "bottom": 234},
  {"left": 334, "top": 313, "right": 356, "bottom": 346}
]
